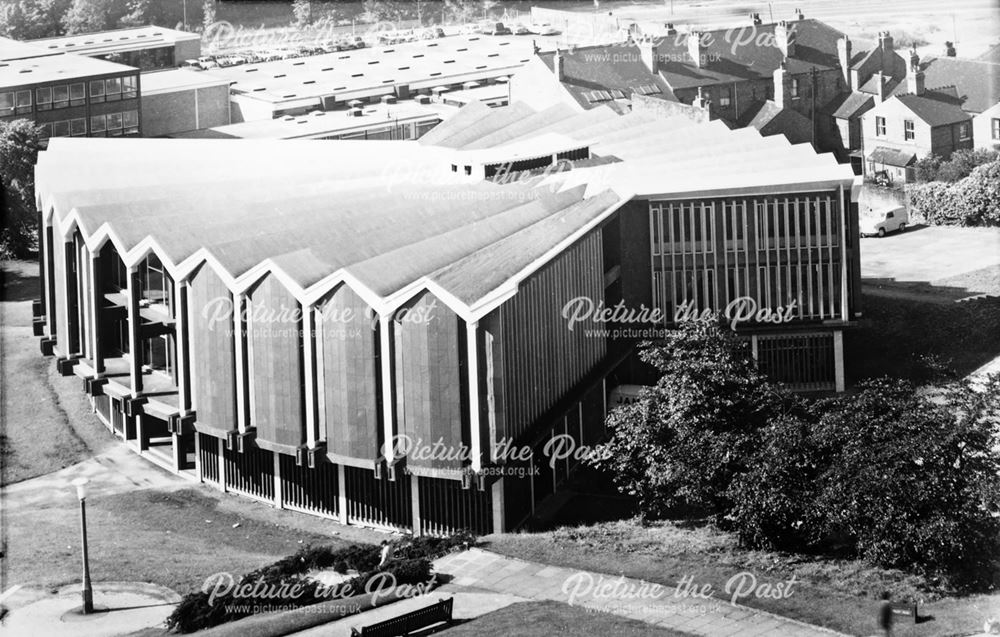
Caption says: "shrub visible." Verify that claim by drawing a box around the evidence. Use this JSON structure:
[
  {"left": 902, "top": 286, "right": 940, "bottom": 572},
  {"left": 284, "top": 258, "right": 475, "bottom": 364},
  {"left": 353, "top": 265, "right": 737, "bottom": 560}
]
[
  {"left": 588, "top": 321, "right": 791, "bottom": 517},
  {"left": 730, "top": 376, "right": 1000, "bottom": 590},
  {"left": 908, "top": 160, "right": 1000, "bottom": 227},
  {"left": 165, "top": 533, "right": 469, "bottom": 633}
]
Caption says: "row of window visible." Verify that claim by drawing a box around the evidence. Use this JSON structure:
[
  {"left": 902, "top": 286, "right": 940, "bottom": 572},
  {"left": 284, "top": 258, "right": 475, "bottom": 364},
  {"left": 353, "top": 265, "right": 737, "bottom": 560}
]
[
  {"left": 650, "top": 196, "right": 840, "bottom": 256},
  {"left": 0, "top": 76, "right": 138, "bottom": 116},
  {"left": 875, "top": 115, "right": 970, "bottom": 141},
  {"left": 651, "top": 263, "right": 843, "bottom": 322},
  {"left": 38, "top": 110, "right": 139, "bottom": 138}
]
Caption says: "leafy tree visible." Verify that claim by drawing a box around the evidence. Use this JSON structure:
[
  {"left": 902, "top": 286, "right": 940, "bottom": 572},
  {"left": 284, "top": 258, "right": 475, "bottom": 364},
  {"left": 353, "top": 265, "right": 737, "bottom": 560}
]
[
  {"left": 0, "top": 0, "right": 72, "bottom": 39},
  {"left": 0, "top": 119, "right": 42, "bottom": 259},
  {"left": 201, "top": 0, "right": 215, "bottom": 31},
  {"left": 587, "top": 321, "right": 790, "bottom": 517},
  {"left": 442, "top": 0, "right": 478, "bottom": 24},
  {"left": 61, "top": 0, "right": 156, "bottom": 34},
  {"left": 731, "top": 376, "right": 1000, "bottom": 590},
  {"left": 292, "top": 0, "right": 311, "bottom": 29}
]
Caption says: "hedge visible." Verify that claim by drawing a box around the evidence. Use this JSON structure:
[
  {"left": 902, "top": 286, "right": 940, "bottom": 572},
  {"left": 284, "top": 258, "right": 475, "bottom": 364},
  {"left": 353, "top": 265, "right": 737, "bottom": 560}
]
[
  {"left": 166, "top": 533, "right": 474, "bottom": 633},
  {"left": 908, "top": 160, "right": 1000, "bottom": 226}
]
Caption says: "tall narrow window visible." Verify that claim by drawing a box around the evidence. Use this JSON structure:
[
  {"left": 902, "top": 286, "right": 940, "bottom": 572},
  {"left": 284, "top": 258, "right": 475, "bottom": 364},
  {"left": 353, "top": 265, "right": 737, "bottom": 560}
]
[
  {"left": 36, "top": 86, "right": 52, "bottom": 111},
  {"left": 992, "top": 118, "right": 1000, "bottom": 140},
  {"left": 69, "top": 82, "right": 85, "bottom": 106},
  {"left": 875, "top": 116, "right": 886, "bottom": 136},
  {"left": 958, "top": 122, "right": 970, "bottom": 140},
  {"left": 790, "top": 78, "right": 800, "bottom": 99},
  {"left": 52, "top": 85, "right": 69, "bottom": 108},
  {"left": 14, "top": 90, "right": 32, "bottom": 114},
  {"left": 904, "top": 119, "right": 914, "bottom": 140},
  {"left": 90, "top": 80, "right": 105, "bottom": 103}
]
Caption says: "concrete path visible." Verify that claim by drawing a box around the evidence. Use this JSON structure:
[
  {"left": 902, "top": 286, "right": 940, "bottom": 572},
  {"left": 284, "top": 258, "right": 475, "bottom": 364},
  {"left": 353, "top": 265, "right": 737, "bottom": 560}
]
[
  {"left": 289, "top": 588, "right": 527, "bottom": 636},
  {"left": 430, "top": 548, "right": 850, "bottom": 637},
  {"left": 0, "top": 581, "right": 180, "bottom": 637},
  {"left": 2, "top": 443, "right": 187, "bottom": 511}
]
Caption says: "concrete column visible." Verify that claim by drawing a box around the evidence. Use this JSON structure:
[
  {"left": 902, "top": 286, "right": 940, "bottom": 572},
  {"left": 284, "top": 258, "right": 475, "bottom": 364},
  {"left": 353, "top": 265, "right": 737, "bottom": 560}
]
[
  {"left": 410, "top": 475, "right": 422, "bottom": 536},
  {"left": 378, "top": 314, "right": 395, "bottom": 462},
  {"left": 136, "top": 415, "right": 146, "bottom": 451},
  {"left": 466, "top": 320, "right": 482, "bottom": 472},
  {"left": 232, "top": 292, "right": 249, "bottom": 432},
  {"left": 491, "top": 477, "right": 505, "bottom": 534},
  {"left": 90, "top": 251, "right": 104, "bottom": 375},
  {"left": 172, "top": 432, "right": 182, "bottom": 472},
  {"left": 337, "top": 464, "right": 348, "bottom": 524},
  {"left": 218, "top": 437, "right": 227, "bottom": 492},
  {"left": 302, "top": 305, "right": 318, "bottom": 448},
  {"left": 838, "top": 185, "right": 850, "bottom": 322},
  {"left": 750, "top": 334, "right": 759, "bottom": 360},
  {"left": 126, "top": 265, "right": 143, "bottom": 396},
  {"left": 274, "top": 451, "right": 283, "bottom": 508},
  {"left": 176, "top": 281, "right": 191, "bottom": 413},
  {"left": 194, "top": 431, "right": 202, "bottom": 480},
  {"left": 833, "top": 330, "right": 845, "bottom": 392}
]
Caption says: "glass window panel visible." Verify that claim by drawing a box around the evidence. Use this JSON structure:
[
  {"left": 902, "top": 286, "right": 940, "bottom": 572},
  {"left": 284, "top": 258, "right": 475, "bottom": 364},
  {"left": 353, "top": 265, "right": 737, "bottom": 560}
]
[
  {"left": 90, "top": 114, "right": 106, "bottom": 133},
  {"left": 53, "top": 120, "right": 70, "bottom": 137},
  {"left": 107, "top": 112, "right": 122, "bottom": 129},
  {"left": 70, "top": 118, "right": 86, "bottom": 136},
  {"left": 0, "top": 91, "right": 15, "bottom": 115}
]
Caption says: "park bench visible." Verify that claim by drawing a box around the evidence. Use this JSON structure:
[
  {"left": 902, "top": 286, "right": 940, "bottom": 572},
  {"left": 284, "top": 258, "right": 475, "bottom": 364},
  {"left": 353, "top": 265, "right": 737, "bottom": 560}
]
[{"left": 350, "top": 597, "right": 453, "bottom": 637}]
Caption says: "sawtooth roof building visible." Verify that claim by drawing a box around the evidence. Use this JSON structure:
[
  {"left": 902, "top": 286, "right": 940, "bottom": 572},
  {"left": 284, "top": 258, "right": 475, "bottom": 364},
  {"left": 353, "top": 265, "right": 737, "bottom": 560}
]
[{"left": 34, "top": 101, "right": 859, "bottom": 535}]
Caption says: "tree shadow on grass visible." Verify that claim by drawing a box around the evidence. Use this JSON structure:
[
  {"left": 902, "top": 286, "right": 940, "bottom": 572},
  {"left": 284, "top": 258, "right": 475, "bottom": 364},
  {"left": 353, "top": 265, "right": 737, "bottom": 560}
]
[{"left": 1, "top": 260, "right": 40, "bottom": 303}]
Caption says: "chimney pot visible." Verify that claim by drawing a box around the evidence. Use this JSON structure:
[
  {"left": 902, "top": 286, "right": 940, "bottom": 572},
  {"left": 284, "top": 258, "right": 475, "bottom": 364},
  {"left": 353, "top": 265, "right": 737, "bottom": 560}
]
[
  {"left": 837, "top": 37, "right": 853, "bottom": 88},
  {"left": 687, "top": 31, "right": 706, "bottom": 67},
  {"left": 945, "top": 41, "right": 956, "bottom": 56},
  {"left": 554, "top": 48, "right": 564, "bottom": 80}
]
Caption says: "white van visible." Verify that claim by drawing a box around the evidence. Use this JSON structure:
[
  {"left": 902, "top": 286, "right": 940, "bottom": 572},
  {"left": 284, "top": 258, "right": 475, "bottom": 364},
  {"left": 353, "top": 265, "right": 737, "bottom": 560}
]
[{"left": 861, "top": 206, "right": 908, "bottom": 237}]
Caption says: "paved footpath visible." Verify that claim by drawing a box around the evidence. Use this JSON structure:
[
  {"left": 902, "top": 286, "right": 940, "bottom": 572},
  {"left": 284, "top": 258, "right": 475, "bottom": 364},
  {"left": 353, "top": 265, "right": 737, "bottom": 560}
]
[{"left": 432, "top": 548, "right": 851, "bottom": 637}]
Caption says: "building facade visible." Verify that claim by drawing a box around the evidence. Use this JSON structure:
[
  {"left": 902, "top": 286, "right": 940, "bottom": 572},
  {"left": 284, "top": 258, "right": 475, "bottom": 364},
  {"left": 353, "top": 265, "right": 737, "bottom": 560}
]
[
  {"left": 1, "top": 37, "right": 142, "bottom": 140},
  {"left": 33, "top": 103, "right": 858, "bottom": 536}
]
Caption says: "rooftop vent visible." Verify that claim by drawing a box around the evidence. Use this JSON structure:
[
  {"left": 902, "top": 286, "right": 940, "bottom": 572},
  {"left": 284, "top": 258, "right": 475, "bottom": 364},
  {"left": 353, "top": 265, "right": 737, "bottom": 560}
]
[
  {"left": 303, "top": 80, "right": 316, "bottom": 84},
  {"left": 351, "top": 73, "right": 363, "bottom": 77},
  {"left": 487, "top": 53, "right": 499, "bottom": 57},
  {"left": 398, "top": 66, "right": 410, "bottom": 70},
  {"left": 368, "top": 60, "right": 379, "bottom": 64},
  {"left": 321, "top": 67, "right": 333, "bottom": 71},
  {"left": 274, "top": 73, "right": 286, "bottom": 78},
  {"left": 429, "top": 72, "right": 442, "bottom": 77}
]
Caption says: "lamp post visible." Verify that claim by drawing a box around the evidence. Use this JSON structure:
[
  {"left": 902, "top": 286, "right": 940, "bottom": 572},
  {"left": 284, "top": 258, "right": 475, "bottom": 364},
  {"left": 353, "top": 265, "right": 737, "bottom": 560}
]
[{"left": 72, "top": 477, "right": 94, "bottom": 614}]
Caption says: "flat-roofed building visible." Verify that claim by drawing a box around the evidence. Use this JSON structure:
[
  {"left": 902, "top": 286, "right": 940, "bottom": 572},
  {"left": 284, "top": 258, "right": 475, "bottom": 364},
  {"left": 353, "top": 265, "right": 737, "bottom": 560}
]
[
  {"left": 1, "top": 36, "right": 141, "bottom": 140},
  {"left": 34, "top": 101, "right": 859, "bottom": 535},
  {"left": 140, "top": 68, "right": 231, "bottom": 137},
  {"left": 172, "top": 99, "right": 454, "bottom": 140},
  {"left": 201, "top": 35, "right": 533, "bottom": 121},
  {"left": 28, "top": 25, "right": 201, "bottom": 71}
]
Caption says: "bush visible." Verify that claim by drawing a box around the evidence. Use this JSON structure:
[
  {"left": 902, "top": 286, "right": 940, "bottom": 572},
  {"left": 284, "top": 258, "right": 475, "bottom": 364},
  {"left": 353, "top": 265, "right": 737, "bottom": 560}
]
[
  {"left": 730, "top": 376, "right": 1000, "bottom": 591},
  {"left": 165, "top": 532, "right": 471, "bottom": 633},
  {"left": 908, "top": 159, "right": 1000, "bottom": 227},
  {"left": 588, "top": 321, "right": 791, "bottom": 517},
  {"left": 913, "top": 149, "right": 998, "bottom": 183}
]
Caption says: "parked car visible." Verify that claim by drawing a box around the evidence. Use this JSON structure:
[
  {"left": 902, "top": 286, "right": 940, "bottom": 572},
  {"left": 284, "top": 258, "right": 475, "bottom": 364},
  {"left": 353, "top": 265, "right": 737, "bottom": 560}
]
[
  {"left": 487, "top": 22, "right": 511, "bottom": 35},
  {"left": 512, "top": 24, "right": 531, "bottom": 35},
  {"left": 461, "top": 23, "right": 481, "bottom": 35},
  {"left": 861, "top": 206, "right": 908, "bottom": 237},
  {"left": 529, "top": 22, "right": 560, "bottom": 36},
  {"left": 419, "top": 26, "right": 446, "bottom": 39}
]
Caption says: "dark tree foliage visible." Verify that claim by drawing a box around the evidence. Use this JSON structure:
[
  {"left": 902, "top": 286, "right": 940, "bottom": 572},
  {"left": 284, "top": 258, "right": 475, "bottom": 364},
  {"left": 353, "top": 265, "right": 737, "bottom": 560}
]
[
  {"left": 0, "top": 119, "right": 42, "bottom": 259},
  {"left": 588, "top": 321, "right": 791, "bottom": 517}
]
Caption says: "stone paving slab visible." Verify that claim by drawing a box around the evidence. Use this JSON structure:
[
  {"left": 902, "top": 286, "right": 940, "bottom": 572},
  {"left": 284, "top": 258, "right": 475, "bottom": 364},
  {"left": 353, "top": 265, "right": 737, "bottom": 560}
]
[
  {"left": 0, "top": 581, "right": 180, "bottom": 637},
  {"left": 432, "top": 548, "right": 851, "bottom": 637}
]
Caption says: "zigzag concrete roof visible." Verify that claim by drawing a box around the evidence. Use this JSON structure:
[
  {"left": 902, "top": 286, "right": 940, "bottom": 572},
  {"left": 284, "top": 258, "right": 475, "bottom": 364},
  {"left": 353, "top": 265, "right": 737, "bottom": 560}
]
[{"left": 36, "top": 101, "right": 855, "bottom": 319}]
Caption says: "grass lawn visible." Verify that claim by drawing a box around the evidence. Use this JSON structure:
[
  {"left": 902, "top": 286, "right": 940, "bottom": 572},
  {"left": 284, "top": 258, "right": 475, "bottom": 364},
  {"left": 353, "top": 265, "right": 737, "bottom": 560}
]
[
  {"left": 3, "top": 486, "right": 368, "bottom": 595},
  {"left": 483, "top": 520, "right": 1000, "bottom": 637},
  {"left": 1, "top": 260, "right": 115, "bottom": 486},
  {"left": 845, "top": 291, "right": 1000, "bottom": 383},
  {"left": 440, "top": 600, "right": 692, "bottom": 637}
]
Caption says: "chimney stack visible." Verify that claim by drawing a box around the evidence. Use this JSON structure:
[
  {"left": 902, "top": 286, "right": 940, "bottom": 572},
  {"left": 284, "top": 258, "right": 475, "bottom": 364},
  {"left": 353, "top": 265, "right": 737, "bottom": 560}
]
[
  {"left": 532, "top": 39, "right": 539, "bottom": 55},
  {"left": 795, "top": 8, "right": 805, "bottom": 20},
  {"left": 773, "top": 59, "right": 792, "bottom": 109},
  {"left": 554, "top": 48, "right": 564, "bottom": 80},
  {"left": 749, "top": 12, "right": 762, "bottom": 25},
  {"left": 837, "top": 37, "right": 853, "bottom": 88},
  {"left": 907, "top": 46, "right": 924, "bottom": 95},
  {"left": 775, "top": 21, "right": 797, "bottom": 58},
  {"left": 692, "top": 86, "right": 710, "bottom": 110},
  {"left": 687, "top": 31, "right": 706, "bottom": 67},
  {"left": 640, "top": 40, "right": 658, "bottom": 74},
  {"left": 945, "top": 41, "right": 956, "bottom": 56},
  {"left": 874, "top": 70, "right": 887, "bottom": 103},
  {"left": 665, "top": 22, "right": 677, "bottom": 36}
]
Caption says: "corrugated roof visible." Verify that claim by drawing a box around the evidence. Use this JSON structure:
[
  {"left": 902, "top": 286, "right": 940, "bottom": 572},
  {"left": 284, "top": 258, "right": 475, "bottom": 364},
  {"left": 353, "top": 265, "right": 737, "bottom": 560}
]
[
  {"left": 37, "top": 100, "right": 855, "bottom": 319},
  {"left": 868, "top": 146, "right": 916, "bottom": 167}
]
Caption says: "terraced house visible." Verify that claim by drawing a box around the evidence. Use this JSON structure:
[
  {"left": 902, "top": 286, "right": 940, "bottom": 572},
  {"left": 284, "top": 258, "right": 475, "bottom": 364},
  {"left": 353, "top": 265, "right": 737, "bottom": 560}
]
[{"left": 32, "top": 101, "right": 859, "bottom": 536}]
